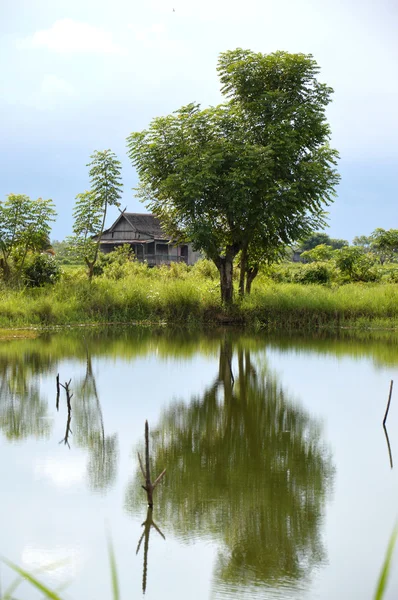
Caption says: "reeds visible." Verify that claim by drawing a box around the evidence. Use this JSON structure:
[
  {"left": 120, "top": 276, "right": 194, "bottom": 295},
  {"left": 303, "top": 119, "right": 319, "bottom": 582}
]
[{"left": 2, "top": 269, "right": 398, "bottom": 330}]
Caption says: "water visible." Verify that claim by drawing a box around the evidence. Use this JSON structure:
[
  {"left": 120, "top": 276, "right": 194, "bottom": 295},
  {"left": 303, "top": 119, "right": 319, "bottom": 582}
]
[{"left": 0, "top": 328, "right": 397, "bottom": 599}]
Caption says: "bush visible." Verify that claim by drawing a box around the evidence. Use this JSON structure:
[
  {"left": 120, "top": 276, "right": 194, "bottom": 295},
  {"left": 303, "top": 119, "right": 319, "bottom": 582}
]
[
  {"left": 23, "top": 254, "right": 61, "bottom": 287},
  {"left": 191, "top": 259, "right": 219, "bottom": 281},
  {"left": 156, "top": 261, "right": 190, "bottom": 279},
  {"left": 94, "top": 245, "right": 134, "bottom": 276},
  {"left": 294, "top": 262, "right": 332, "bottom": 284}
]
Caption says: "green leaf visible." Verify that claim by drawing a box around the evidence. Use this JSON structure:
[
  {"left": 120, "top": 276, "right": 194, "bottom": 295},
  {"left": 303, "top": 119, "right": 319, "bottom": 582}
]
[
  {"left": 0, "top": 558, "right": 64, "bottom": 600},
  {"left": 374, "top": 525, "right": 398, "bottom": 600},
  {"left": 106, "top": 531, "right": 120, "bottom": 600}
]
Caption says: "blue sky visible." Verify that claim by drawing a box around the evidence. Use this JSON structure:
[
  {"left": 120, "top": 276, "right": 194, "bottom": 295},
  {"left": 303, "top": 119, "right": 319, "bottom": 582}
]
[{"left": 1, "top": 0, "right": 397, "bottom": 242}]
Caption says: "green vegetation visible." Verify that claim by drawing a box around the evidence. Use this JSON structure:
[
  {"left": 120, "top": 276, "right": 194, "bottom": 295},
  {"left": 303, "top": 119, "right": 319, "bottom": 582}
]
[
  {"left": 1, "top": 255, "right": 398, "bottom": 330},
  {"left": 0, "top": 194, "right": 56, "bottom": 286},
  {"left": 129, "top": 49, "right": 339, "bottom": 303},
  {"left": 68, "top": 149, "right": 123, "bottom": 280}
]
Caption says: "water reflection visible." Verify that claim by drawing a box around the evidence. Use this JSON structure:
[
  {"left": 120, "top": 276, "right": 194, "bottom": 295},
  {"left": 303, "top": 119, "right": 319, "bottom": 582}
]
[
  {"left": 127, "top": 337, "right": 334, "bottom": 594},
  {"left": 0, "top": 354, "right": 51, "bottom": 440},
  {"left": 136, "top": 507, "right": 166, "bottom": 594},
  {"left": 63, "top": 349, "right": 119, "bottom": 492}
]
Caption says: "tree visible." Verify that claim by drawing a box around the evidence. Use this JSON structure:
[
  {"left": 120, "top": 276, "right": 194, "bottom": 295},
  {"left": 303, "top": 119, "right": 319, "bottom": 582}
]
[
  {"left": 299, "top": 232, "right": 348, "bottom": 251},
  {"left": 300, "top": 244, "right": 335, "bottom": 263},
  {"left": 334, "top": 245, "right": 379, "bottom": 282},
  {"left": 71, "top": 150, "right": 123, "bottom": 279},
  {"left": 128, "top": 49, "right": 340, "bottom": 304},
  {"left": 125, "top": 339, "right": 333, "bottom": 590},
  {"left": 370, "top": 228, "right": 398, "bottom": 265},
  {"left": 352, "top": 235, "right": 371, "bottom": 251},
  {"left": 0, "top": 194, "right": 56, "bottom": 283}
]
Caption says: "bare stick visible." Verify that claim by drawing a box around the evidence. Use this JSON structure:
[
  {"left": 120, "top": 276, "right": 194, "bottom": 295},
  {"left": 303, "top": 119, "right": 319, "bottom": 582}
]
[
  {"left": 152, "top": 468, "right": 166, "bottom": 489},
  {"left": 136, "top": 529, "right": 146, "bottom": 555},
  {"left": 138, "top": 420, "right": 166, "bottom": 508},
  {"left": 383, "top": 425, "right": 394, "bottom": 469},
  {"left": 59, "top": 379, "right": 73, "bottom": 447},
  {"left": 56, "top": 374, "right": 60, "bottom": 411},
  {"left": 383, "top": 380, "right": 394, "bottom": 426},
  {"left": 144, "top": 420, "right": 153, "bottom": 507},
  {"left": 137, "top": 452, "right": 146, "bottom": 479}
]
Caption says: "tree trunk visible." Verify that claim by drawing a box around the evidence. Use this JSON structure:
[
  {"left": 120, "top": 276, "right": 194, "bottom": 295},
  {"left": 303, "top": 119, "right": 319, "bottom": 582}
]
[
  {"left": 214, "top": 245, "right": 239, "bottom": 305},
  {"left": 217, "top": 258, "right": 234, "bottom": 304},
  {"left": 86, "top": 258, "right": 94, "bottom": 281},
  {"left": 239, "top": 244, "right": 248, "bottom": 297},
  {"left": 245, "top": 265, "right": 259, "bottom": 295}
]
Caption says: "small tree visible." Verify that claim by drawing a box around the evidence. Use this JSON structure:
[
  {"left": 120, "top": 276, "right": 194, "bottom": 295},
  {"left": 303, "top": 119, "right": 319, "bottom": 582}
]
[
  {"left": 370, "top": 228, "right": 398, "bottom": 265},
  {"left": 0, "top": 194, "right": 56, "bottom": 283},
  {"left": 71, "top": 150, "right": 123, "bottom": 279},
  {"left": 352, "top": 235, "right": 371, "bottom": 251},
  {"left": 300, "top": 244, "right": 335, "bottom": 263}
]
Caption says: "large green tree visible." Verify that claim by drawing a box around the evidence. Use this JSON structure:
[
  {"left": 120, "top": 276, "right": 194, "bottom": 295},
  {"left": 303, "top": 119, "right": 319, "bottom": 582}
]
[
  {"left": 128, "top": 49, "right": 340, "bottom": 303},
  {"left": 125, "top": 339, "right": 333, "bottom": 592},
  {"left": 70, "top": 150, "right": 123, "bottom": 279},
  {"left": 0, "top": 194, "right": 56, "bottom": 283}
]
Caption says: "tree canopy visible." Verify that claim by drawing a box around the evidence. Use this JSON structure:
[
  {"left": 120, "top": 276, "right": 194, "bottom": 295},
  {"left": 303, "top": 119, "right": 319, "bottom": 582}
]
[
  {"left": 299, "top": 232, "right": 348, "bottom": 251},
  {"left": 128, "top": 48, "right": 340, "bottom": 303},
  {"left": 0, "top": 194, "right": 56, "bottom": 283},
  {"left": 125, "top": 339, "right": 333, "bottom": 591}
]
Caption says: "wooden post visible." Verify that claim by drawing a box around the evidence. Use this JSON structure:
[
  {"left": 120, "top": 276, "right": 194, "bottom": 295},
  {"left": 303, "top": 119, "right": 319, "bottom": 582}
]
[
  {"left": 145, "top": 421, "right": 153, "bottom": 507},
  {"left": 56, "top": 373, "right": 60, "bottom": 411},
  {"left": 383, "top": 380, "right": 394, "bottom": 426},
  {"left": 59, "top": 379, "right": 73, "bottom": 448},
  {"left": 138, "top": 420, "right": 166, "bottom": 508}
]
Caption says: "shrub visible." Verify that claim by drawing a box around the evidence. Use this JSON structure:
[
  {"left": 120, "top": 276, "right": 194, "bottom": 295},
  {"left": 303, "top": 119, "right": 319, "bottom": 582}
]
[
  {"left": 94, "top": 245, "right": 134, "bottom": 276},
  {"left": 156, "top": 261, "right": 190, "bottom": 279},
  {"left": 191, "top": 259, "right": 219, "bottom": 281},
  {"left": 23, "top": 254, "right": 61, "bottom": 287},
  {"left": 294, "top": 262, "right": 332, "bottom": 284}
]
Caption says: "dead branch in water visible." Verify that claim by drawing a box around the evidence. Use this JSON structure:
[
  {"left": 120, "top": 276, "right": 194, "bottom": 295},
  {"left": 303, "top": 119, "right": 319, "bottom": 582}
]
[
  {"left": 138, "top": 420, "right": 166, "bottom": 508},
  {"left": 383, "top": 380, "right": 394, "bottom": 426},
  {"left": 56, "top": 373, "right": 60, "bottom": 411},
  {"left": 59, "top": 379, "right": 73, "bottom": 448}
]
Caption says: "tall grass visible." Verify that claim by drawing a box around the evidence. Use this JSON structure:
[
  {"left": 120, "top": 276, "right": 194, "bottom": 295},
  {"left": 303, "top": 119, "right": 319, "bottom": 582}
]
[{"left": 2, "top": 264, "right": 398, "bottom": 330}]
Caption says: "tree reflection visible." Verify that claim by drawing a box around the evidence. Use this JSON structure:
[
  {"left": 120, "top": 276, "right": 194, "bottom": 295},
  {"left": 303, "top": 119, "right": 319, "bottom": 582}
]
[
  {"left": 136, "top": 507, "right": 166, "bottom": 594},
  {"left": 0, "top": 355, "right": 51, "bottom": 440},
  {"left": 72, "top": 349, "right": 118, "bottom": 492},
  {"left": 127, "top": 337, "right": 334, "bottom": 591}
]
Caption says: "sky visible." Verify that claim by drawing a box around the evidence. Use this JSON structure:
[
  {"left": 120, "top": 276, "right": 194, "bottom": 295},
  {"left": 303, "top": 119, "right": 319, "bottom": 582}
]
[{"left": 0, "top": 0, "right": 397, "bottom": 243}]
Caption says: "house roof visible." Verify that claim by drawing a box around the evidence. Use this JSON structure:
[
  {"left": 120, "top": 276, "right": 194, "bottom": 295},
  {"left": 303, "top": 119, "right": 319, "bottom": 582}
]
[{"left": 109, "top": 212, "right": 167, "bottom": 239}]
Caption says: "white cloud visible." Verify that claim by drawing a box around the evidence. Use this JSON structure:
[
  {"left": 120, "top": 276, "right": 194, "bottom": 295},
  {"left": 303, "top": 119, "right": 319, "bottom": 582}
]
[
  {"left": 34, "top": 456, "right": 86, "bottom": 487},
  {"left": 22, "top": 545, "right": 81, "bottom": 580},
  {"left": 18, "top": 18, "right": 124, "bottom": 55}
]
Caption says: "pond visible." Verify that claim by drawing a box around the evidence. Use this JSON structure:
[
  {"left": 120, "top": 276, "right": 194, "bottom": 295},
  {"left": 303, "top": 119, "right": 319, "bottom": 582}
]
[{"left": 0, "top": 327, "right": 397, "bottom": 599}]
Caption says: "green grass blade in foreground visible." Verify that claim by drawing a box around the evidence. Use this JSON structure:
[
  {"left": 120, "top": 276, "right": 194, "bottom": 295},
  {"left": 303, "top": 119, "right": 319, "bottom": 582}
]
[
  {"left": 374, "top": 525, "right": 398, "bottom": 600},
  {"left": 0, "top": 559, "right": 63, "bottom": 600},
  {"left": 107, "top": 531, "right": 120, "bottom": 600}
]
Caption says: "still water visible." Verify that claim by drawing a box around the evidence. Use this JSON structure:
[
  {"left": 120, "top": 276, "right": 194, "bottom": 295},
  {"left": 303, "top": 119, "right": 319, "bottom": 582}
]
[{"left": 0, "top": 328, "right": 397, "bottom": 599}]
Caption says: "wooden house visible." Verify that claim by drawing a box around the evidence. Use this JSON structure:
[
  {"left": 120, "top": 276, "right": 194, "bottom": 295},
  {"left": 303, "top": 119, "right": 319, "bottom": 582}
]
[{"left": 97, "top": 212, "right": 201, "bottom": 266}]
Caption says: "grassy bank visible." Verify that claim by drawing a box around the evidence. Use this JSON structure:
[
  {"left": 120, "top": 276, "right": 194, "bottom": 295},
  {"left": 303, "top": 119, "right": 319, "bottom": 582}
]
[{"left": 1, "top": 264, "right": 398, "bottom": 330}]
